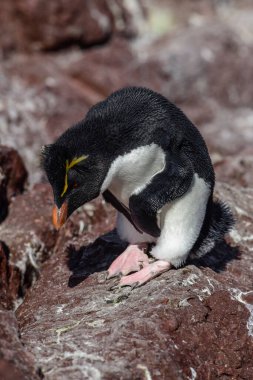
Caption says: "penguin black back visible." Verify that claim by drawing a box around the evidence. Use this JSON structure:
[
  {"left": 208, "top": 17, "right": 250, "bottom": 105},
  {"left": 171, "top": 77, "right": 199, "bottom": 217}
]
[{"left": 56, "top": 87, "right": 215, "bottom": 185}]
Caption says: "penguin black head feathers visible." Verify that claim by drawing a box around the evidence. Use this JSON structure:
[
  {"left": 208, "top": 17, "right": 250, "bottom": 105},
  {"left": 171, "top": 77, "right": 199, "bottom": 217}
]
[{"left": 41, "top": 140, "right": 108, "bottom": 228}]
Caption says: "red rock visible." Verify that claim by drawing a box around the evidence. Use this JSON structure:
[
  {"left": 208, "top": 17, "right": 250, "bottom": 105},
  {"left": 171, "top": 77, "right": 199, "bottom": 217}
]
[
  {"left": 0, "top": 145, "right": 27, "bottom": 222},
  {"left": 0, "top": 147, "right": 27, "bottom": 199},
  {"left": 15, "top": 183, "right": 253, "bottom": 379},
  {"left": 57, "top": 23, "right": 253, "bottom": 165},
  {"left": 1, "top": 19, "right": 253, "bottom": 185},
  {"left": 214, "top": 152, "right": 253, "bottom": 187},
  {"left": 0, "top": 180, "right": 116, "bottom": 304},
  {"left": 0, "top": 0, "right": 144, "bottom": 53},
  {"left": 0, "top": 359, "right": 24, "bottom": 380},
  {"left": 242, "top": 292, "right": 253, "bottom": 305},
  {"left": 0, "top": 242, "right": 11, "bottom": 309},
  {"left": 169, "top": 290, "right": 253, "bottom": 379},
  {"left": 0, "top": 307, "right": 40, "bottom": 380},
  {"left": 0, "top": 184, "right": 57, "bottom": 303},
  {"left": 0, "top": 239, "right": 40, "bottom": 380}
]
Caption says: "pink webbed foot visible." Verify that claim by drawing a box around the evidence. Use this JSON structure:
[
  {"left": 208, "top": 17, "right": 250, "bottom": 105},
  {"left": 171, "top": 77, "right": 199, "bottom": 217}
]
[
  {"left": 107, "top": 243, "right": 149, "bottom": 278},
  {"left": 119, "top": 260, "right": 171, "bottom": 288}
]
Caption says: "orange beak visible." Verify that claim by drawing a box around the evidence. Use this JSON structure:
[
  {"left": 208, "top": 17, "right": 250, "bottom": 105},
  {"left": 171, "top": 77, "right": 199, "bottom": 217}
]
[{"left": 52, "top": 202, "right": 68, "bottom": 230}]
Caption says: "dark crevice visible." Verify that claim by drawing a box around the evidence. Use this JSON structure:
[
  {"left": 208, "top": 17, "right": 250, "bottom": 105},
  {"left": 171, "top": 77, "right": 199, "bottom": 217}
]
[
  {"left": 40, "top": 34, "right": 113, "bottom": 53},
  {"left": 36, "top": 367, "right": 45, "bottom": 379},
  {"left": 0, "top": 241, "right": 10, "bottom": 285}
]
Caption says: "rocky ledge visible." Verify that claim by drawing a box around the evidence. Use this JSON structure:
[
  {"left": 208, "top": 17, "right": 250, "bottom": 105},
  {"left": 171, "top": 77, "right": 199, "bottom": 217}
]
[
  {"left": 0, "top": 1, "right": 253, "bottom": 379},
  {"left": 0, "top": 145, "right": 253, "bottom": 379}
]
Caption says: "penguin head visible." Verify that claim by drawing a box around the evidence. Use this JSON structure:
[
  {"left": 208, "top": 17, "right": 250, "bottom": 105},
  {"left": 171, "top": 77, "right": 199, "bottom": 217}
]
[{"left": 42, "top": 142, "right": 108, "bottom": 229}]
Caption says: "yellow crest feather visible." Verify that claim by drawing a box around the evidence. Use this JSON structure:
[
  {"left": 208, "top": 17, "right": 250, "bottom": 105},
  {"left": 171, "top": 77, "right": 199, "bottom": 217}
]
[{"left": 61, "top": 155, "right": 88, "bottom": 197}]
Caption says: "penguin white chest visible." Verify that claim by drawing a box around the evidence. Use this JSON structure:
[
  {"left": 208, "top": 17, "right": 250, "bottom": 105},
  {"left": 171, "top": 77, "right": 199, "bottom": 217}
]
[{"left": 101, "top": 144, "right": 165, "bottom": 206}]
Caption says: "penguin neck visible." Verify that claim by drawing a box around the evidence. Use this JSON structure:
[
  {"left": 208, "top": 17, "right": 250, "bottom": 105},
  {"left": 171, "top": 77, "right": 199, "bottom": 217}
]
[{"left": 101, "top": 144, "right": 166, "bottom": 207}]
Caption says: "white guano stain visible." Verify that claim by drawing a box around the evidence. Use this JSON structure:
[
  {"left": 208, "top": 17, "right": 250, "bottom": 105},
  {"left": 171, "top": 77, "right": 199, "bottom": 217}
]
[
  {"left": 229, "top": 228, "right": 253, "bottom": 245},
  {"left": 56, "top": 305, "right": 65, "bottom": 314},
  {"left": 229, "top": 288, "right": 253, "bottom": 337},
  {"left": 181, "top": 274, "right": 199, "bottom": 286},
  {"left": 188, "top": 367, "right": 197, "bottom": 380},
  {"left": 137, "top": 364, "right": 152, "bottom": 380}
]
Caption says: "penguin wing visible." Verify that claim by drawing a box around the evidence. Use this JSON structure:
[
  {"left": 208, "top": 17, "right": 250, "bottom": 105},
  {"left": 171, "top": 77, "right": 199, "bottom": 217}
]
[
  {"left": 102, "top": 190, "right": 143, "bottom": 234},
  {"left": 129, "top": 153, "right": 194, "bottom": 237}
]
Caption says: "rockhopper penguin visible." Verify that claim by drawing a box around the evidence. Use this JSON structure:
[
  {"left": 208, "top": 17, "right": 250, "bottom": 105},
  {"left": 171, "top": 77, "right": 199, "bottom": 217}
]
[{"left": 42, "top": 87, "right": 234, "bottom": 287}]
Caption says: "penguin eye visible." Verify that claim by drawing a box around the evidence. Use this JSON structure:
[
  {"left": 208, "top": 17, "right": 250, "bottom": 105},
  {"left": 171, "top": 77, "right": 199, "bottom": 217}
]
[
  {"left": 68, "top": 169, "right": 83, "bottom": 190},
  {"left": 69, "top": 177, "right": 79, "bottom": 190}
]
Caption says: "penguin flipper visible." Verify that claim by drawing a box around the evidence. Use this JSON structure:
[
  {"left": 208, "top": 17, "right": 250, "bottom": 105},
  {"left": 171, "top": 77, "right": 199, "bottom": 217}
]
[
  {"left": 102, "top": 190, "right": 143, "bottom": 234},
  {"left": 129, "top": 153, "right": 194, "bottom": 237}
]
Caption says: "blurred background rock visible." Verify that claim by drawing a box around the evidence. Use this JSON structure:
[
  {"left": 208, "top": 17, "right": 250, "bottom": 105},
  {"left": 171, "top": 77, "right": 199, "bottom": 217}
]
[{"left": 0, "top": 0, "right": 252, "bottom": 186}]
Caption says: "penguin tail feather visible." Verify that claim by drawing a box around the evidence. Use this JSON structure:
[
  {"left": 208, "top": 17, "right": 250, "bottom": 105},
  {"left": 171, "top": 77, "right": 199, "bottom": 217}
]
[{"left": 192, "top": 200, "right": 235, "bottom": 258}]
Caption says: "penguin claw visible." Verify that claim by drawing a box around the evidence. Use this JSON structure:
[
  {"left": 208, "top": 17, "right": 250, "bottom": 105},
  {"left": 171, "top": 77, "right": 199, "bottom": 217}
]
[
  {"left": 119, "top": 260, "right": 171, "bottom": 288},
  {"left": 107, "top": 244, "right": 149, "bottom": 279},
  {"left": 106, "top": 271, "right": 119, "bottom": 280},
  {"left": 109, "top": 282, "right": 120, "bottom": 291}
]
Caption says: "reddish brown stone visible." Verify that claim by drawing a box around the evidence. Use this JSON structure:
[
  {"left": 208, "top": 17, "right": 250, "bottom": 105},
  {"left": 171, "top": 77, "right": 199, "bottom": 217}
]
[
  {"left": 214, "top": 151, "right": 253, "bottom": 187},
  {"left": 0, "top": 184, "right": 57, "bottom": 303},
  {"left": 0, "top": 146, "right": 27, "bottom": 200},
  {"left": 0, "top": 307, "right": 40, "bottom": 380},
  {"left": 55, "top": 22, "right": 253, "bottom": 165},
  {"left": 0, "top": 359, "right": 24, "bottom": 380},
  {"left": 0, "top": 145, "right": 27, "bottom": 222},
  {"left": 15, "top": 183, "right": 253, "bottom": 379},
  {"left": 0, "top": 0, "right": 143, "bottom": 53},
  {"left": 168, "top": 291, "right": 253, "bottom": 380},
  {"left": 0, "top": 242, "right": 11, "bottom": 309},
  {"left": 1, "top": 18, "right": 253, "bottom": 185}
]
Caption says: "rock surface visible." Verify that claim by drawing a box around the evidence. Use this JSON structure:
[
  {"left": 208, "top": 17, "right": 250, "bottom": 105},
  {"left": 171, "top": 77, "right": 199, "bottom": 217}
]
[
  {"left": 0, "top": 263, "right": 37, "bottom": 380},
  {"left": 0, "top": 1, "right": 253, "bottom": 379},
  {"left": 0, "top": 306, "right": 40, "bottom": 380},
  {"left": 0, "top": 0, "right": 143, "bottom": 54},
  {"left": 1, "top": 17, "right": 253, "bottom": 185},
  {"left": 0, "top": 172, "right": 115, "bottom": 379},
  {"left": 0, "top": 184, "right": 57, "bottom": 304},
  {"left": 0, "top": 145, "right": 27, "bottom": 222},
  {"left": 16, "top": 183, "right": 253, "bottom": 379}
]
